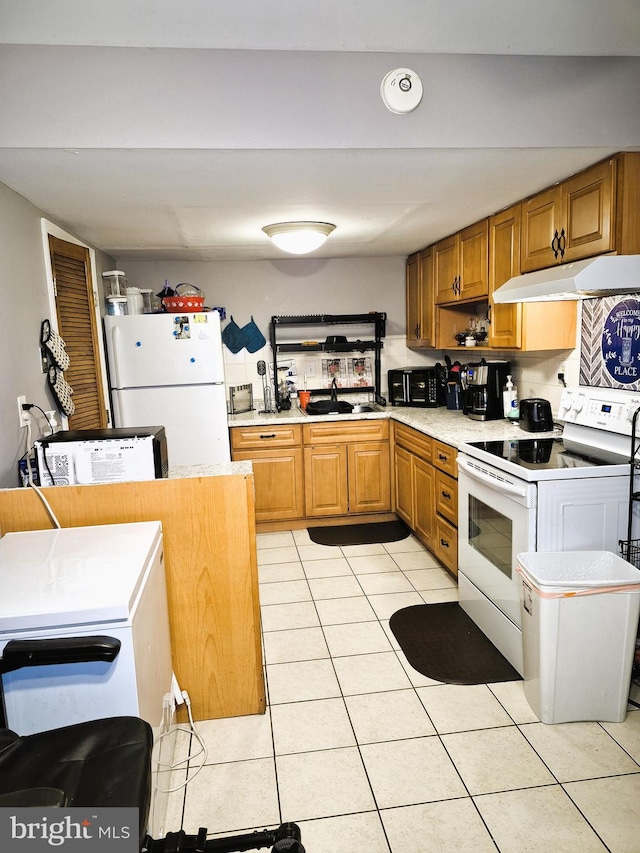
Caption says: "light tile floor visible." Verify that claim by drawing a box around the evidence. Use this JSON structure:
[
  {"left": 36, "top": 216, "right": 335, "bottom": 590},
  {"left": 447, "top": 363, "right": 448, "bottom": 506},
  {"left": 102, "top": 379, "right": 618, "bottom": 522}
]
[{"left": 163, "top": 529, "right": 640, "bottom": 852}]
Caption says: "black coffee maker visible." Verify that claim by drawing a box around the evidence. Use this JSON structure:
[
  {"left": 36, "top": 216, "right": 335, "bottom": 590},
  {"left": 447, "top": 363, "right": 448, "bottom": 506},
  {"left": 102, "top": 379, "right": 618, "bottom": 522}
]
[{"left": 461, "top": 359, "right": 511, "bottom": 421}]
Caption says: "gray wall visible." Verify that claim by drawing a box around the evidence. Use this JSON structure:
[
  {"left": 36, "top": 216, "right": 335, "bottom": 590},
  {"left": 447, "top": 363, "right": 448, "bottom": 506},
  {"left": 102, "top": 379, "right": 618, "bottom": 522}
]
[
  {"left": 122, "top": 257, "right": 406, "bottom": 338},
  {"left": 0, "top": 182, "right": 115, "bottom": 489}
]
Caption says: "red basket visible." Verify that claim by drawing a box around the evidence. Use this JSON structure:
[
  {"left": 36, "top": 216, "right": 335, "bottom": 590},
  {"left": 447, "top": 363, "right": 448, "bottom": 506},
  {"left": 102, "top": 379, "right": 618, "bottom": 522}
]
[{"left": 162, "top": 284, "right": 205, "bottom": 313}]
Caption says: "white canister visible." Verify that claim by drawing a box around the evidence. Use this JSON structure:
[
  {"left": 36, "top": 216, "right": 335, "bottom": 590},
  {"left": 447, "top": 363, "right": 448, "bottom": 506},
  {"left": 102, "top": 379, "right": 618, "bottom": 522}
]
[{"left": 126, "top": 286, "right": 144, "bottom": 315}]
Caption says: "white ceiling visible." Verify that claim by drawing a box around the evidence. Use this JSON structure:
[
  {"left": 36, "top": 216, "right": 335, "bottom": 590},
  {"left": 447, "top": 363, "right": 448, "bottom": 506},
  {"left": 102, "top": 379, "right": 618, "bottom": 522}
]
[{"left": 0, "top": 1, "right": 639, "bottom": 263}]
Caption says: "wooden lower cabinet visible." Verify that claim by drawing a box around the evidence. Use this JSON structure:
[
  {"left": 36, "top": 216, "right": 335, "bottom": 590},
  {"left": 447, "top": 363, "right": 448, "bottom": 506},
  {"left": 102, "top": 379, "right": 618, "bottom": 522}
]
[
  {"left": 348, "top": 441, "right": 391, "bottom": 514},
  {"left": 394, "top": 422, "right": 458, "bottom": 577},
  {"left": 233, "top": 447, "right": 304, "bottom": 522},
  {"left": 394, "top": 443, "right": 435, "bottom": 551},
  {"left": 304, "top": 440, "right": 391, "bottom": 517},
  {"left": 231, "top": 424, "right": 304, "bottom": 522},
  {"left": 412, "top": 456, "right": 436, "bottom": 550},
  {"left": 232, "top": 419, "right": 391, "bottom": 523},
  {"left": 304, "top": 445, "right": 348, "bottom": 517}
]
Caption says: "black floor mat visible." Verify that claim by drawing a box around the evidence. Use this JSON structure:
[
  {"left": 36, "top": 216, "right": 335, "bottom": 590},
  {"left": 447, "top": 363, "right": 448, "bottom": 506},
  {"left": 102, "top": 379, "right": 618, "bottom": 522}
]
[
  {"left": 307, "top": 520, "right": 409, "bottom": 547},
  {"left": 389, "top": 602, "right": 522, "bottom": 685}
]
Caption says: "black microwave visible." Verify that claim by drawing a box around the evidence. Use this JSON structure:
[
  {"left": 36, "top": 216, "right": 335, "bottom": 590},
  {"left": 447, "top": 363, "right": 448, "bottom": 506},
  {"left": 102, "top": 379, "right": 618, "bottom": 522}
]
[{"left": 388, "top": 367, "right": 439, "bottom": 407}]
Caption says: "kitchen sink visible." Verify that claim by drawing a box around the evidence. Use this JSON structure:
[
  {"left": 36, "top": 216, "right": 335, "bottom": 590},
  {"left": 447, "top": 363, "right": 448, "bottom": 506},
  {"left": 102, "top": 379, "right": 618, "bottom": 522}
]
[{"left": 301, "top": 402, "right": 381, "bottom": 416}]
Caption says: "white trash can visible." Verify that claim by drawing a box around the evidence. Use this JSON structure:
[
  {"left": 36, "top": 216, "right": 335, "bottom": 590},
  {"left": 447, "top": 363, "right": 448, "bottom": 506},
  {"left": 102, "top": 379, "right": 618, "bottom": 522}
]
[{"left": 517, "top": 551, "right": 640, "bottom": 724}]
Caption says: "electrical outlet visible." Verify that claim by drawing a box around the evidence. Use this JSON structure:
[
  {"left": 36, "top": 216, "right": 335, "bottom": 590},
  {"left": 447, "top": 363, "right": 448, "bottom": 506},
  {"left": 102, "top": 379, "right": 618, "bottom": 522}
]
[
  {"left": 17, "top": 395, "right": 29, "bottom": 428},
  {"left": 306, "top": 362, "right": 317, "bottom": 378}
]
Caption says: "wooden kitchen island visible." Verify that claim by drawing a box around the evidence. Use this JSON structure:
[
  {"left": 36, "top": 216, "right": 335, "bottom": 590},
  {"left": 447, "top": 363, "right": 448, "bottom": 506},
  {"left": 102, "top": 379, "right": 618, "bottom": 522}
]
[{"left": 0, "top": 462, "right": 265, "bottom": 723}]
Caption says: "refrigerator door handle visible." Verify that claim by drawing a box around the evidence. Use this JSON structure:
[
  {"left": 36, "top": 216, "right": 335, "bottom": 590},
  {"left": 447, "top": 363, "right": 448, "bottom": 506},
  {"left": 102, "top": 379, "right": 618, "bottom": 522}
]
[{"left": 109, "top": 324, "right": 122, "bottom": 389}]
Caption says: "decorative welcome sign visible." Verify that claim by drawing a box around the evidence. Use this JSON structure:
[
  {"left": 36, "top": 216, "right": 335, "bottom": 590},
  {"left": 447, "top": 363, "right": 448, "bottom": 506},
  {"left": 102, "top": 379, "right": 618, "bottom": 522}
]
[
  {"left": 580, "top": 296, "right": 640, "bottom": 391},
  {"left": 601, "top": 298, "right": 640, "bottom": 384}
]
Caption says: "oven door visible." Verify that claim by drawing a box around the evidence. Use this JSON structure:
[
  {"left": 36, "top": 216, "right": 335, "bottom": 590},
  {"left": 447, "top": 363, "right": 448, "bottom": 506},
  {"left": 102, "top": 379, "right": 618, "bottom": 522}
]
[{"left": 456, "top": 453, "right": 537, "bottom": 628}]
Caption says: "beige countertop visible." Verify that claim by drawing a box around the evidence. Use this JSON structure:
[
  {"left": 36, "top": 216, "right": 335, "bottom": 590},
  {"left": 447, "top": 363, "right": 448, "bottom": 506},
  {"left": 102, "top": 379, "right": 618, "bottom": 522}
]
[
  {"left": 169, "top": 460, "right": 252, "bottom": 478},
  {"left": 227, "top": 405, "right": 559, "bottom": 447}
]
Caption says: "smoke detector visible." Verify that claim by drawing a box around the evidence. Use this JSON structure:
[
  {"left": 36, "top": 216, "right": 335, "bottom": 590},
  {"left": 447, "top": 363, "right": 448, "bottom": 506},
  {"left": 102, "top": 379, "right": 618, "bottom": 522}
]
[{"left": 380, "top": 68, "right": 423, "bottom": 114}]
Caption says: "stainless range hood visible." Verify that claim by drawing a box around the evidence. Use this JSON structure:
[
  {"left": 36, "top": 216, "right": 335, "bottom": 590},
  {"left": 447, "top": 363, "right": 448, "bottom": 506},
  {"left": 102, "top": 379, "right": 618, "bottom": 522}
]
[{"left": 492, "top": 255, "right": 640, "bottom": 303}]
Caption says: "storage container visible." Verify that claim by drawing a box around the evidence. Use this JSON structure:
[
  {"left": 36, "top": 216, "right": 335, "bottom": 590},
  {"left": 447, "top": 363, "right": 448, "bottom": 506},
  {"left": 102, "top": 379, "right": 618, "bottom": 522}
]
[
  {"left": 106, "top": 296, "right": 128, "bottom": 315},
  {"left": 517, "top": 550, "right": 640, "bottom": 723},
  {"left": 139, "top": 289, "right": 154, "bottom": 313},
  {"left": 102, "top": 270, "right": 127, "bottom": 297},
  {"left": 126, "top": 287, "right": 144, "bottom": 315}
]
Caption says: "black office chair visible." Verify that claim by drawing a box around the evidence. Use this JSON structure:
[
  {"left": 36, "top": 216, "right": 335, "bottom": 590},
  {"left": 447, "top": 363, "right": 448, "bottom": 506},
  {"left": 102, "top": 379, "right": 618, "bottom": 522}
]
[{"left": 0, "top": 637, "right": 304, "bottom": 853}]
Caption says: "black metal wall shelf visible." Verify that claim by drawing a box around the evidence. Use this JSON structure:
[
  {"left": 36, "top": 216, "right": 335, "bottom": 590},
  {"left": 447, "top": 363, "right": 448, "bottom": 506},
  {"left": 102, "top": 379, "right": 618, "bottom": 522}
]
[{"left": 270, "top": 312, "right": 386, "bottom": 410}]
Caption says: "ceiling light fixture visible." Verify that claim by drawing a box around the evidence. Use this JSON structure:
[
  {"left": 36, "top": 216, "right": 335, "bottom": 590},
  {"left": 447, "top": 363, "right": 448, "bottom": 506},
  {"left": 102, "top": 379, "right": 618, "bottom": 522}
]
[{"left": 262, "top": 221, "right": 336, "bottom": 255}]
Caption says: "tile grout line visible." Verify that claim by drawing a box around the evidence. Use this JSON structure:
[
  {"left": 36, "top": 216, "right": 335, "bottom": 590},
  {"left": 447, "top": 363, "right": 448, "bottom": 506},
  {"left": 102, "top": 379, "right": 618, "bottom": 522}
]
[{"left": 255, "top": 531, "right": 640, "bottom": 851}]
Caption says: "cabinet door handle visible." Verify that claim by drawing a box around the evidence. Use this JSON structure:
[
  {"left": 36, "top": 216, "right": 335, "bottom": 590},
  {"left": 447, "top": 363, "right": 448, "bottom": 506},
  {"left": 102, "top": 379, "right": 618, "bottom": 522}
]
[
  {"left": 551, "top": 230, "right": 560, "bottom": 259},
  {"left": 259, "top": 433, "right": 277, "bottom": 439},
  {"left": 415, "top": 323, "right": 420, "bottom": 339},
  {"left": 441, "top": 491, "right": 451, "bottom": 500},
  {"left": 559, "top": 228, "right": 566, "bottom": 258},
  {"left": 452, "top": 279, "right": 457, "bottom": 294},
  {"left": 440, "top": 538, "right": 450, "bottom": 548},
  {"left": 437, "top": 453, "right": 448, "bottom": 462}
]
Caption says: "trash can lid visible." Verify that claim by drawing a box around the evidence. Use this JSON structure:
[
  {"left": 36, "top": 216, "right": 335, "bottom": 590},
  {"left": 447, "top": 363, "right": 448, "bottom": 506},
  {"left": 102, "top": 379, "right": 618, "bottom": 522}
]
[{"left": 517, "top": 551, "right": 640, "bottom": 589}]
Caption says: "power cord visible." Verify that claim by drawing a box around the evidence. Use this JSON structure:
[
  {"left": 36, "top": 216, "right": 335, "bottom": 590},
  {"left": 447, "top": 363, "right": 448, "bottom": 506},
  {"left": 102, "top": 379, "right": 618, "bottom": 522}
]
[
  {"left": 22, "top": 403, "right": 56, "bottom": 435},
  {"left": 153, "top": 690, "right": 208, "bottom": 794},
  {"left": 21, "top": 404, "right": 61, "bottom": 529}
]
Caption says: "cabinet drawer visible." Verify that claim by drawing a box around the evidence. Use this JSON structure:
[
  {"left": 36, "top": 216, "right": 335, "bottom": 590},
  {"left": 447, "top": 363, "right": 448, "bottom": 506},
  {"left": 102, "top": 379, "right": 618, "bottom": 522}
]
[
  {"left": 433, "top": 440, "right": 457, "bottom": 476},
  {"left": 303, "top": 419, "right": 388, "bottom": 446},
  {"left": 434, "top": 515, "right": 458, "bottom": 577},
  {"left": 434, "top": 470, "right": 458, "bottom": 525},
  {"left": 231, "top": 424, "right": 302, "bottom": 451},
  {"left": 393, "top": 422, "right": 432, "bottom": 461}
]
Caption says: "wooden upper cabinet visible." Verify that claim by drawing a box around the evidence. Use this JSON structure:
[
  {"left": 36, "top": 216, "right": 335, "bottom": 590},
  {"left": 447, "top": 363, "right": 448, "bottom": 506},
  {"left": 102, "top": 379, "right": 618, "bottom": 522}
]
[
  {"left": 406, "top": 252, "right": 420, "bottom": 346},
  {"left": 434, "top": 233, "right": 459, "bottom": 304},
  {"left": 563, "top": 160, "right": 614, "bottom": 261},
  {"left": 459, "top": 219, "right": 490, "bottom": 301},
  {"left": 435, "top": 219, "right": 489, "bottom": 305},
  {"left": 406, "top": 247, "right": 434, "bottom": 348},
  {"left": 521, "top": 158, "right": 616, "bottom": 273},
  {"left": 489, "top": 203, "right": 577, "bottom": 351},
  {"left": 489, "top": 204, "right": 523, "bottom": 349}
]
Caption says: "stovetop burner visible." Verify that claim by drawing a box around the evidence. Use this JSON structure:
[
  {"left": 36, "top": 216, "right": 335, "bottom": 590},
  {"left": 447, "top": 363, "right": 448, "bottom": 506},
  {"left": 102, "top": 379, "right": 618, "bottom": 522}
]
[{"left": 464, "top": 437, "right": 609, "bottom": 471}]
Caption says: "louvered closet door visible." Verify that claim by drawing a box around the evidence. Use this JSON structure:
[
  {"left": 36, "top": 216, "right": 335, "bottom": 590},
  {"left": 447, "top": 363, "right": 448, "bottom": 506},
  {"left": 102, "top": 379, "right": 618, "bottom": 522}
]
[{"left": 49, "top": 235, "right": 107, "bottom": 429}]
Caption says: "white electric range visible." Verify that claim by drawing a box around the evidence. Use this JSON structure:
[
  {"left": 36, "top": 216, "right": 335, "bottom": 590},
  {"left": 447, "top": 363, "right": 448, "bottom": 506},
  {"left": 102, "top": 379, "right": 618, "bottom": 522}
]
[{"left": 456, "top": 385, "right": 640, "bottom": 675}]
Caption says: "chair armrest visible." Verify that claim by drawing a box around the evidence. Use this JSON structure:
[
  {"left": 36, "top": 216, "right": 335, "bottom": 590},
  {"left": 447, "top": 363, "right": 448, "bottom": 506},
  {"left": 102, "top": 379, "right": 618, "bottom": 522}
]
[
  {"left": 0, "top": 788, "right": 67, "bottom": 807},
  {"left": 0, "top": 636, "right": 121, "bottom": 674}
]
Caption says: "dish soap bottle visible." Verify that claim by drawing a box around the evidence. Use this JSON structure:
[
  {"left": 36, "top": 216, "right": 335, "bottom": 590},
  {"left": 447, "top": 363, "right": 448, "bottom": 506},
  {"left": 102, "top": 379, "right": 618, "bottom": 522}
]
[{"left": 503, "top": 375, "right": 517, "bottom": 419}]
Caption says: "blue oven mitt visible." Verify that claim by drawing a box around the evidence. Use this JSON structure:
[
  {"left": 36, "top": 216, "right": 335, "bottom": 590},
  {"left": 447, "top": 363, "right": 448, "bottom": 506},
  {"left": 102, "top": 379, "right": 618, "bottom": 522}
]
[
  {"left": 241, "top": 316, "right": 266, "bottom": 353},
  {"left": 221, "top": 316, "right": 243, "bottom": 353}
]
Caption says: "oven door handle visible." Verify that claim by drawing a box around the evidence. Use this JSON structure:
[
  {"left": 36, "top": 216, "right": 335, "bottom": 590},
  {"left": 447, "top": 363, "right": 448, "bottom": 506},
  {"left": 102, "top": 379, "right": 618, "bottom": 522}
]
[{"left": 456, "top": 456, "right": 531, "bottom": 499}]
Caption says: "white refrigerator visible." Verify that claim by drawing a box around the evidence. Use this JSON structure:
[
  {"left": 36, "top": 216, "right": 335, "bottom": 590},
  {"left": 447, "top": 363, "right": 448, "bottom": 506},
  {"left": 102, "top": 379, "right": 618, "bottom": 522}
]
[{"left": 104, "top": 311, "right": 230, "bottom": 468}]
